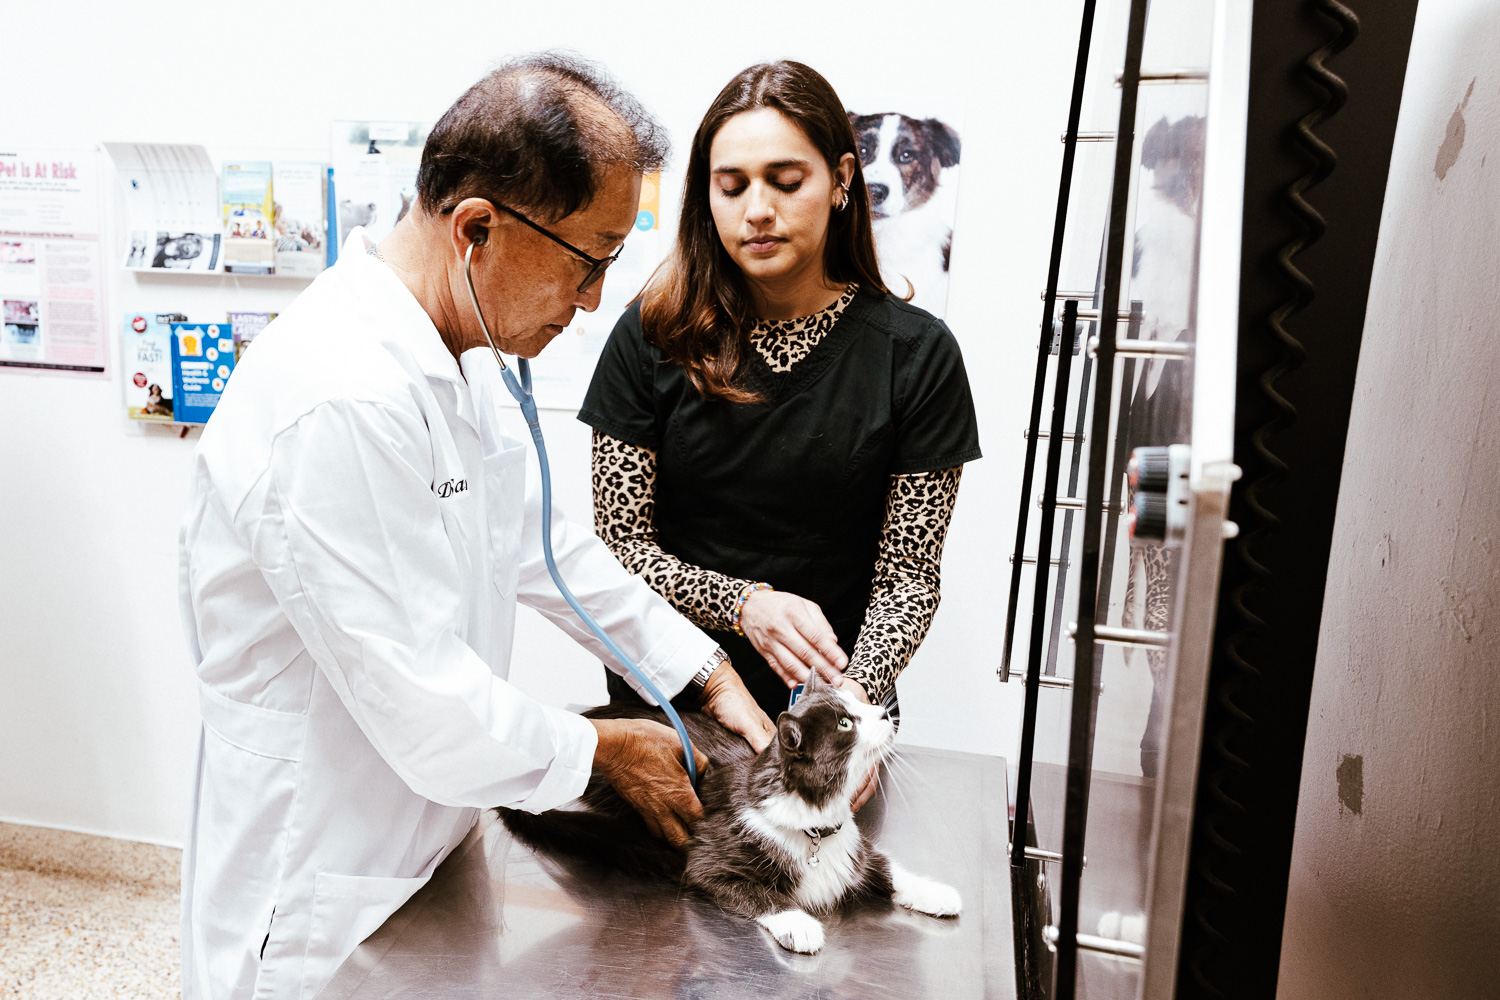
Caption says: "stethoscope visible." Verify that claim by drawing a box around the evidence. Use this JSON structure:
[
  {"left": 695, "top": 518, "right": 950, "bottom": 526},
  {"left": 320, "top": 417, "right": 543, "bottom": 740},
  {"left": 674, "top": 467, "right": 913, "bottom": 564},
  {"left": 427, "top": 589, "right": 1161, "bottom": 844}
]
[{"left": 463, "top": 238, "right": 700, "bottom": 788}]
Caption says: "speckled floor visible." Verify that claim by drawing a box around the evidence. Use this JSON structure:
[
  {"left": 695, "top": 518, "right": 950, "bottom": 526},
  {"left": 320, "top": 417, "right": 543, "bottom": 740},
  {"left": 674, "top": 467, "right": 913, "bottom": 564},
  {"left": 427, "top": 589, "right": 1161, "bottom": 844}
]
[{"left": 0, "top": 822, "right": 181, "bottom": 999}]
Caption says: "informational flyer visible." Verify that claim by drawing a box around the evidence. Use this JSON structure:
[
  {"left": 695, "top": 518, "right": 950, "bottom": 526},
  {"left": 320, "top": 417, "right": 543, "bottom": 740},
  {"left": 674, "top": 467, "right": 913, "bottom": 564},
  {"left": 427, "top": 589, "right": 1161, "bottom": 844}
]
[
  {"left": 228, "top": 310, "right": 275, "bottom": 361},
  {"left": 122, "top": 311, "right": 184, "bottom": 421},
  {"left": 329, "top": 121, "right": 429, "bottom": 249},
  {"left": 104, "top": 143, "right": 223, "bottom": 273},
  {"left": 222, "top": 161, "right": 275, "bottom": 274},
  {"left": 170, "top": 322, "right": 236, "bottom": 424},
  {"left": 0, "top": 147, "right": 108, "bottom": 375},
  {"left": 509, "top": 173, "right": 663, "bottom": 411},
  {"left": 272, "top": 162, "right": 326, "bottom": 277}
]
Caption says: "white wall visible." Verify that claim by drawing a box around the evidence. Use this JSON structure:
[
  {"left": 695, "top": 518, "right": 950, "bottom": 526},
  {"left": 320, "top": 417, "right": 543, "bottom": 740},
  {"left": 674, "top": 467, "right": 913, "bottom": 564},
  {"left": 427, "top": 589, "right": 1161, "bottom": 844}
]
[
  {"left": 0, "top": 0, "right": 1088, "bottom": 845},
  {"left": 1277, "top": 1, "right": 1500, "bottom": 995}
]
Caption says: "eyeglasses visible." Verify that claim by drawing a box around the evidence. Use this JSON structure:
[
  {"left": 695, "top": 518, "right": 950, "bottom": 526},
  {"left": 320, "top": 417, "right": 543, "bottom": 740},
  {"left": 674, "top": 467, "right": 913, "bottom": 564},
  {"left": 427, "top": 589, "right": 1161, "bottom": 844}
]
[{"left": 495, "top": 203, "right": 623, "bottom": 293}]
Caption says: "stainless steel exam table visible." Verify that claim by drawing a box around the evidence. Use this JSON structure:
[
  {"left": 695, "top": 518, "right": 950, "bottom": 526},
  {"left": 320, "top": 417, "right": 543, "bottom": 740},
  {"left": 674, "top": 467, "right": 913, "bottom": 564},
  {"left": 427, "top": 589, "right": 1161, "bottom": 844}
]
[{"left": 319, "top": 745, "right": 1014, "bottom": 1000}]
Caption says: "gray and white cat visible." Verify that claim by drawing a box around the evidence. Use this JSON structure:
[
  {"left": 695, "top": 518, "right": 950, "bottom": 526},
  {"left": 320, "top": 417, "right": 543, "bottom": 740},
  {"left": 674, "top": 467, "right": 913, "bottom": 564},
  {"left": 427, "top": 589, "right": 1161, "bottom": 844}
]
[{"left": 500, "top": 670, "right": 960, "bottom": 954}]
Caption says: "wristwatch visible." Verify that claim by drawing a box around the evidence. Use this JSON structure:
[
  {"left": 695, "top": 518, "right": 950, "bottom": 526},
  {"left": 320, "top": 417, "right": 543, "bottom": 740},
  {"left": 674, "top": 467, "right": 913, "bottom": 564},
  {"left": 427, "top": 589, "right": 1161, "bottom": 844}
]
[{"left": 688, "top": 647, "right": 730, "bottom": 691}]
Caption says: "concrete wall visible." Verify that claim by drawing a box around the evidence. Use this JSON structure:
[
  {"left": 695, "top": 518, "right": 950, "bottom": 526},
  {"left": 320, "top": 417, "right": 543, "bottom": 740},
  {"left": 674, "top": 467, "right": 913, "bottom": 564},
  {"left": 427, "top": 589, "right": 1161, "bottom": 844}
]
[
  {"left": 0, "top": 0, "right": 1108, "bottom": 845},
  {"left": 1277, "top": 1, "right": 1500, "bottom": 995}
]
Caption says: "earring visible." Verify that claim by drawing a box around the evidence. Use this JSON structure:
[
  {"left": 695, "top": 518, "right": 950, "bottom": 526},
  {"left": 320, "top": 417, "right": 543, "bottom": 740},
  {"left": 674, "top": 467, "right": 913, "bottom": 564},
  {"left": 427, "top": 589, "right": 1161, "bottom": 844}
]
[{"left": 835, "top": 183, "right": 851, "bottom": 212}]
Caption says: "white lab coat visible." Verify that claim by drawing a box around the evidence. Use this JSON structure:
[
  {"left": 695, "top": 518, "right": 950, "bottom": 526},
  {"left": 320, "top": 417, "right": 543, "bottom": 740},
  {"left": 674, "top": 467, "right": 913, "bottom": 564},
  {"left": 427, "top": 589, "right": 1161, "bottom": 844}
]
[{"left": 178, "top": 229, "right": 715, "bottom": 999}]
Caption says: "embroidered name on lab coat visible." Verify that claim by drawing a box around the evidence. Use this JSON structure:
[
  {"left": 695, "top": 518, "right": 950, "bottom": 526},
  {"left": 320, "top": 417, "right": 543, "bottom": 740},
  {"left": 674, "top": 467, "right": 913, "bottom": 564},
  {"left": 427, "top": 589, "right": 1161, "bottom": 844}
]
[{"left": 435, "top": 478, "right": 468, "bottom": 498}]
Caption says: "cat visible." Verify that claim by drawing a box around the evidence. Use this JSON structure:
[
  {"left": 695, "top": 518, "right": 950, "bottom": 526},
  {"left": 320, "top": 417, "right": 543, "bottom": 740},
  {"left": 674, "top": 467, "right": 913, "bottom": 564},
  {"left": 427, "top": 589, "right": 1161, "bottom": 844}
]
[{"left": 500, "top": 669, "right": 960, "bottom": 954}]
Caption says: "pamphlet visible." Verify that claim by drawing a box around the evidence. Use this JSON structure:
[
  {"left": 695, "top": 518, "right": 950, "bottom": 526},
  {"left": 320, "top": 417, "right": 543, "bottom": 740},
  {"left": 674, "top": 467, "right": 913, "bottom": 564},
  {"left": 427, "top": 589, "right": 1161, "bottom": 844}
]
[
  {"left": 272, "top": 162, "right": 326, "bottom": 277},
  {"left": 122, "top": 311, "right": 184, "bottom": 421},
  {"left": 170, "top": 322, "right": 236, "bottom": 424},
  {"left": 228, "top": 310, "right": 275, "bottom": 361},
  {"left": 0, "top": 147, "right": 109, "bottom": 374},
  {"left": 105, "top": 143, "right": 222, "bottom": 272},
  {"left": 222, "top": 161, "right": 275, "bottom": 274}
]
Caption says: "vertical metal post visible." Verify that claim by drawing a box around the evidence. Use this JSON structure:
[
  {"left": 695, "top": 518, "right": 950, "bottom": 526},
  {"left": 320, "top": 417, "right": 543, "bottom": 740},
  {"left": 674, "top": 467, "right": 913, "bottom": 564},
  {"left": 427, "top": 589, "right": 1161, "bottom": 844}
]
[
  {"left": 1054, "top": 0, "right": 1151, "bottom": 995},
  {"left": 1044, "top": 321, "right": 1097, "bottom": 676},
  {"left": 1000, "top": 0, "right": 1101, "bottom": 683},
  {"left": 1011, "top": 299, "right": 1080, "bottom": 870},
  {"left": 1093, "top": 301, "right": 1145, "bottom": 620}
]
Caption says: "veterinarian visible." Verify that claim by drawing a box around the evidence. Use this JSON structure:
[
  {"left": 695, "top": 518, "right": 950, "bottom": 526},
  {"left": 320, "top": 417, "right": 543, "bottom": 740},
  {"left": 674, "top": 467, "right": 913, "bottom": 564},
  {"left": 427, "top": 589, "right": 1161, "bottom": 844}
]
[
  {"left": 177, "top": 54, "right": 775, "bottom": 1000},
  {"left": 581, "top": 61, "right": 980, "bottom": 807}
]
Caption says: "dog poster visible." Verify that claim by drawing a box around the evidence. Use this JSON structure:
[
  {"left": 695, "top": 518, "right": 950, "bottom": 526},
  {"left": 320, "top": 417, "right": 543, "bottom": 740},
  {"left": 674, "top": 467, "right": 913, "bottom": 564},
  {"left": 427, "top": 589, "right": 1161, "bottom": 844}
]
[
  {"left": 846, "top": 101, "right": 963, "bottom": 318},
  {"left": 329, "top": 121, "right": 430, "bottom": 255}
]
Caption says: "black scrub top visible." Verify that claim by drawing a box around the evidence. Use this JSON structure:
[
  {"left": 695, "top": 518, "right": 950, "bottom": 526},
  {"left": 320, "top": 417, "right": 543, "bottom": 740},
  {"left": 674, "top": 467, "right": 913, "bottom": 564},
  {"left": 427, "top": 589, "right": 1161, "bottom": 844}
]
[{"left": 578, "top": 288, "right": 982, "bottom": 717}]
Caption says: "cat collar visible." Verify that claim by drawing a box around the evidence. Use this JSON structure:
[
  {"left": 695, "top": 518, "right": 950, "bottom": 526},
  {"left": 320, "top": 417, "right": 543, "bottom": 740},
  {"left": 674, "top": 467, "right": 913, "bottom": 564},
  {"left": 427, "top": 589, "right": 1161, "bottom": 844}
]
[{"left": 802, "top": 824, "right": 843, "bottom": 866}]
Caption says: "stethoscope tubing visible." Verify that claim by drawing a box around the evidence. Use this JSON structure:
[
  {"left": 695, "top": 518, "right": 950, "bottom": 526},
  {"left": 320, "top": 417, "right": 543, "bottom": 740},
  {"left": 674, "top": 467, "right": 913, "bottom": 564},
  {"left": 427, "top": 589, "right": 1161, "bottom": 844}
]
[{"left": 463, "top": 242, "right": 700, "bottom": 789}]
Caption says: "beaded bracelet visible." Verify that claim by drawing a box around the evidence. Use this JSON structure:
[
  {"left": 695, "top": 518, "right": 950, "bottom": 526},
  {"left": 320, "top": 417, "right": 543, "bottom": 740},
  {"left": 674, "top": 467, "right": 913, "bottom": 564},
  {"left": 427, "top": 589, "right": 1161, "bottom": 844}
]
[{"left": 731, "top": 582, "right": 774, "bottom": 635}]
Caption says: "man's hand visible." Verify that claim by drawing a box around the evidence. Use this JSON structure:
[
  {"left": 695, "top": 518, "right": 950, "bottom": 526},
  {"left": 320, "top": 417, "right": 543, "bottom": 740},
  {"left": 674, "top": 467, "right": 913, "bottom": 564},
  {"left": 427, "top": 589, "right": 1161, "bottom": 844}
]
[
  {"left": 697, "top": 661, "right": 775, "bottom": 752},
  {"left": 589, "top": 717, "right": 703, "bottom": 849},
  {"left": 844, "top": 678, "right": 880, "bottom": 812},
  {"left": 739, "top": 589, "right": 849, "bottom": 688}
]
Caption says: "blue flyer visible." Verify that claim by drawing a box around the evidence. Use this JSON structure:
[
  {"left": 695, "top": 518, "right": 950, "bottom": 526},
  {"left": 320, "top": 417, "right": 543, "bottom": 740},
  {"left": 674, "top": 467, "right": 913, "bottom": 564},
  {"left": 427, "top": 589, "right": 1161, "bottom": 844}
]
[{"left": 170, "top": 323, "right": 236, "bottom": 425}]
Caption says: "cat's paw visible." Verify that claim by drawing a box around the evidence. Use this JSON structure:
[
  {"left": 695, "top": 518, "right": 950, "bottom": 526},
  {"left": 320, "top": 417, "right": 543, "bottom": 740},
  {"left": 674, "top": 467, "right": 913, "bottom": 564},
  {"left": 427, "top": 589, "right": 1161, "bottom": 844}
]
[
  {"left": 756, "top": 909, "right": 825, "bottom": 953},
  {"left": 890, "top": 862, "right": 962, "bottom": 918}
]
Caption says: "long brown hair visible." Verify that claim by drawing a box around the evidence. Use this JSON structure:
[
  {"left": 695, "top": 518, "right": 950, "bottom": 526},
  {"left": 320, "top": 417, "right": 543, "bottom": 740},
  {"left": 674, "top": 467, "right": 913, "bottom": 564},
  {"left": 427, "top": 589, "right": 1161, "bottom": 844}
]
[{"left": 639, "top": 61, "right": 888, "bottom": 402}]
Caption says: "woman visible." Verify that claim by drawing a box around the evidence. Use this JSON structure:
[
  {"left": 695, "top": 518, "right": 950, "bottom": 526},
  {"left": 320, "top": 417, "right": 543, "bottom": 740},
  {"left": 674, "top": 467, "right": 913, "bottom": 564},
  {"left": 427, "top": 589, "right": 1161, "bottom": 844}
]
[{"left": 579, "top": 60, "right": 980, "bottom": 731}]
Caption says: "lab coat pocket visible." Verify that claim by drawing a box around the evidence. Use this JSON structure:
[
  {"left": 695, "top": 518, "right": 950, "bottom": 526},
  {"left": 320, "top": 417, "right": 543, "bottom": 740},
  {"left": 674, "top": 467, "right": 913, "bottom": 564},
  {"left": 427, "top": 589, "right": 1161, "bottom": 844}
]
[
  {"left": 299, "top": 870, "right": 432, "bottom": 999},
  {"left": 484, "top": 442, "right": 528, "bottom": 598}
]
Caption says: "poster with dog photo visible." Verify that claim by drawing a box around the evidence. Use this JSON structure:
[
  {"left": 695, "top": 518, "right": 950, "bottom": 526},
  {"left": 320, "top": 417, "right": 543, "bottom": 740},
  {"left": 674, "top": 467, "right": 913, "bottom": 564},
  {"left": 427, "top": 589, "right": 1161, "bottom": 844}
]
[
  {"left": 329, "top": 121, "right": 430, "bottom": 254},
  {"left": 845, "top": 99, "right": 963, "bottom": 319}
]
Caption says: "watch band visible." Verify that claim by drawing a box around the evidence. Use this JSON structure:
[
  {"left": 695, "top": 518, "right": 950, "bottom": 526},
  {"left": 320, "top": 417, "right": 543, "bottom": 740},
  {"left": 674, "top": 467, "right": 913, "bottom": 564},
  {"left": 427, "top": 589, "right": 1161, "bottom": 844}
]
[{"left": 689, "top": 647, "right": 729, "bottom": 690}]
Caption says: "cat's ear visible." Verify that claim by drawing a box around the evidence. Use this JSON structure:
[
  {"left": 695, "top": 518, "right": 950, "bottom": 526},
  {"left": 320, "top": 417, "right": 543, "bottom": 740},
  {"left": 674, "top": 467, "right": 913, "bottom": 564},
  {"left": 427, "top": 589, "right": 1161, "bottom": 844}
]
[
  {"left": 804, "top": 667, "right": 819, "bottom": 693},
  {"left": 777, "top": 715, "right": 803, "bottom": 756}
]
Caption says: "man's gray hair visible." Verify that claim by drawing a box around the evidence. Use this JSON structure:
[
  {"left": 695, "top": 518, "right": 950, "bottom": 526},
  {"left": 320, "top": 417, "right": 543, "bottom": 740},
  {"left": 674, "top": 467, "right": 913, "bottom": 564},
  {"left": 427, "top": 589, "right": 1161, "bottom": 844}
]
[{"left": 417, "top": 51, "right": 669, "bottom": 223}]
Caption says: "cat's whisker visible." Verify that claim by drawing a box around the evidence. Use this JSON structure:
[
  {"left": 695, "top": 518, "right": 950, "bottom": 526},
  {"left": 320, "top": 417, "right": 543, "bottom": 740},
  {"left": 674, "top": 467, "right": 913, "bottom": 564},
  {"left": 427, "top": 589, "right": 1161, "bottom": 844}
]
[
  {"left": 879, "top": 758, "right": 920, "bottom": 820},
  {"left": 882, "top": 750, "right": 982, "bottom": 872}
]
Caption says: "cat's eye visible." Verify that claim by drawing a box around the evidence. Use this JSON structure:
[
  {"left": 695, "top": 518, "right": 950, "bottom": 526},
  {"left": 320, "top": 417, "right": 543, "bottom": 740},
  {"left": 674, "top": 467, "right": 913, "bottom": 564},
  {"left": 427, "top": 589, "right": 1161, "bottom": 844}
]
[{"left": 838, "top": 717, "right": 853, "bottom": 730}]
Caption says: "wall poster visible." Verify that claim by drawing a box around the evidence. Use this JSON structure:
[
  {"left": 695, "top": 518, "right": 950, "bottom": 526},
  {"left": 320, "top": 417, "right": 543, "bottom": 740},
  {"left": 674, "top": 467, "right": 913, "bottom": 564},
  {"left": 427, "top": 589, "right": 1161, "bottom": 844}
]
[
  {"left": 845, "top": 98, "right": 964, "bottom": 319},
  {"left": 0, "top": 147, "right": 108, "bottom": 375},
  {"left": 329, "top": 121, "right": 431, "bottom": 257}
]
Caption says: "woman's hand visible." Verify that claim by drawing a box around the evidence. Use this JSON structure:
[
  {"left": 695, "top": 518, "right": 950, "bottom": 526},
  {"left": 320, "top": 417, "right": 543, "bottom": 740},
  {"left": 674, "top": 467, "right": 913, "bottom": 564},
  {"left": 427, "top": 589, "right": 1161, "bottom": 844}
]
[
  {"left": 738, "top": 589, "right": 849, "bottom": 688},
  {"left": 843, "top": 679, "right": 880, "bottom": 812}
]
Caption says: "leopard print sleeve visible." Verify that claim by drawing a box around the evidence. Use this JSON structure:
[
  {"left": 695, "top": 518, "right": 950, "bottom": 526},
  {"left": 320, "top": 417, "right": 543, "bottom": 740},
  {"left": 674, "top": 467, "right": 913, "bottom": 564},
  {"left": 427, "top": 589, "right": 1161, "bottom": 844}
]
[
  {"left": 591, "top": 429, "right": 752, "bottom": 632},
  {"left": 844, "top": 468, "right": 963, "bottom": 705}
]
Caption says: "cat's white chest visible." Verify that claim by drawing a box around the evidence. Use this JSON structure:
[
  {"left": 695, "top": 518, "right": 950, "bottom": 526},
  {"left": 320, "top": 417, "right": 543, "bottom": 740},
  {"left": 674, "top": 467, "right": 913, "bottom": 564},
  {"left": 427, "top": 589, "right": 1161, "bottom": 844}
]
[
  {"left": 793, "top": 826, "right": 861, "bottom": 912},
  {"left": 740, "top": 805, "right": 863, "bottom": 913}
]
